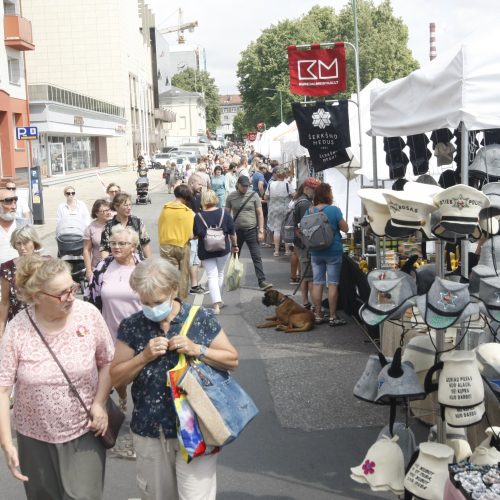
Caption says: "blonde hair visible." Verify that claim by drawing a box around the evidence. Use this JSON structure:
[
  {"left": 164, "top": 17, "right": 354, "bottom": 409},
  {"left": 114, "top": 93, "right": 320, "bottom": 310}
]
[
  {"left": 129, "top": 257, "right": 180, "bottom": 299},
  {"left": 201, "top": 190, "right": 219, "bottom": 209},
  {"left": 110, "top": 224, "right": 139, "bottom": 248},
  {"left": 10, "top": 225, "right": 42, "bottom": 251},
  {"left": 63, "top": 185, "right": 75, "bottom": 195},
  {"left": 188, "top": 173, "right": 203, "bottom": 188},
  {"left": 16, "top": 255, "right": 70, "bottom": 303}
]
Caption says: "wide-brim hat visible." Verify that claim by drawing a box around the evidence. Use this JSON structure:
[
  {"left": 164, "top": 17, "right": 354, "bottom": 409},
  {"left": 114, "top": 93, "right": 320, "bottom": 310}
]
[
  {"left": 428, "top": 424, "right": 472, "bottom": 462},
  {"left": 415, "top": 277, "right": 480, "bottom": 329},
  {"left": 383, "top": 190, "right": 437, "bottom": 238},
  {"left": 350, "top": 435, "right": 405, "bottom": 494},
  {"left": 376, "top": 348, "right": 426, "bottom": 404},
  {"left": 444, "top": 402, "right": 485, "bottom": 428},
  {"left": 432, "top": 184, "right": 490, "bottom": 238},
  {"left": 478, "top": 276, "right": 500, "bottom": 322},
  {"left": 353, "top": 353, "right": 392, "bottom": 403}
]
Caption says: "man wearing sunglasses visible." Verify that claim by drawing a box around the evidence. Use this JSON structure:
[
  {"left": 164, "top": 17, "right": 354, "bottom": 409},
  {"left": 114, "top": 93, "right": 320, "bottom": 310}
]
[
  {"left": 5, "top": 182, "right": 31, "bottom": 226},
  {"left": 0, "top": 188, "right": 19, "bottom": 265}
]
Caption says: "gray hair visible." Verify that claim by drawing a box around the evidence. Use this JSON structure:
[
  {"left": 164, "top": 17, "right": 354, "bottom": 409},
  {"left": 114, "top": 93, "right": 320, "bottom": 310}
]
[
  {"left": 110, "top": 224, "right": 139, "bottom": 248},
  {"left": 129, "top": 257, "right": 180, "bottom": 298},
  {"left": 10, "top": 224, "right": 42, "bottom": 250}
]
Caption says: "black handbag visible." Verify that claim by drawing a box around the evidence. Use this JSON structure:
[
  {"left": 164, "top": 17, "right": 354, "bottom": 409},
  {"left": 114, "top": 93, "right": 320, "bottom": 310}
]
[{"left": 26, "top": 312, "right": 124, "bottom": 449}]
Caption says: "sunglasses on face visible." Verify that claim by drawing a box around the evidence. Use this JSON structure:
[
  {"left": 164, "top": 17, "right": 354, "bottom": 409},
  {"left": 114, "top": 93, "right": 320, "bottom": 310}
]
[
  {"left": 6, "top": 186, "right": 16, "bottom": 190},
  {"left": 40, "top": 282, "right": 80, "bottom": 302},
  {"left": 0, "top": 196, "right": 18, "bottom": 204},
  {"left": 65, "top": 191, "right": 76, "bottom": 196}
]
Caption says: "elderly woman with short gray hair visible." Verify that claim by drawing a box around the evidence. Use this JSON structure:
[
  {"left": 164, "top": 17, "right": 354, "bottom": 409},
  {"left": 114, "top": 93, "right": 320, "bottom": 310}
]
[{"left": 110, "top": 257, "right": 238, "bottom": 500}]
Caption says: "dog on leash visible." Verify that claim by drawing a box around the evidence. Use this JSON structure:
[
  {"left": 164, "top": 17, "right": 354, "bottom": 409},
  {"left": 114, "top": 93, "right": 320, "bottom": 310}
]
[{"left": 257, "top": 289, "right": 315, "bottom": 333}]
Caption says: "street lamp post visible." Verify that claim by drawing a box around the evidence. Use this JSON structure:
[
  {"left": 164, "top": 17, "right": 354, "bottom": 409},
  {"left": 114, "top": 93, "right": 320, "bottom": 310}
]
[{"left": 263, "top": 88, "right": 283, "bottom": 123}]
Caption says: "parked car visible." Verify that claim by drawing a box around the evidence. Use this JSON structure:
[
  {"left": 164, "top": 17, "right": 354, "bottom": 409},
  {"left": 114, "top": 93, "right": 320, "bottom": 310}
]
[{"left": 153, "top": 153, "right": 177, "bottom": 168}]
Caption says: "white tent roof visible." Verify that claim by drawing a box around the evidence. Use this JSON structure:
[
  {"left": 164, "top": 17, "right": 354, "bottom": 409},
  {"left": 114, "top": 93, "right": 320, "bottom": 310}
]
[{"left": 370, "top": 26, "right": 500, "bottom": 137}]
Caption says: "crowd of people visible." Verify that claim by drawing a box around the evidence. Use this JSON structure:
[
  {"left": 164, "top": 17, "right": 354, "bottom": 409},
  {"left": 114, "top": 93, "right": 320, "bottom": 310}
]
[{"left": 0, "top": 145, "right": 348, "bottom": 499}]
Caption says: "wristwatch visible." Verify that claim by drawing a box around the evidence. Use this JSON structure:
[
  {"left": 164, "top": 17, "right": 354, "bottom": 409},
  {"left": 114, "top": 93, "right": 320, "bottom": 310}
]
[{"left": 199, "top": 345, "right": 208, "bottom": 360}]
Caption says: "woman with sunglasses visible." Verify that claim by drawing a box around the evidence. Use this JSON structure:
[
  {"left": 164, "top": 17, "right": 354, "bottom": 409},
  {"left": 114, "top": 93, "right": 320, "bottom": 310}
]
[
  {"left": 0, "top": 255, "right": 114, "bottom": 499},
  {"left": 56, "top": 185, "right": 91, "bottom": 237},
  {"left": 83, "top": 199, "right": 113, "bottom": 282},
  {"left": 86, "top": 224, "right": 142, "bottom": 412}
]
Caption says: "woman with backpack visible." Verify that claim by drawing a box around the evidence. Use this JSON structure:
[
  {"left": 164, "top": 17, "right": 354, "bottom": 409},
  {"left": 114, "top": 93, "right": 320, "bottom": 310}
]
[
  {"left": 306, "top": 183, "right": 348, "bottom": 327},
  {"left": 194, "top": 190, "right": 238, "bottom": 315}
]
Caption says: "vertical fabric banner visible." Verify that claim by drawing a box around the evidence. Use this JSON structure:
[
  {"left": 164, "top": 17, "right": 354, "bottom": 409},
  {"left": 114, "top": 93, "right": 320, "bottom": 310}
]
[
  {"left": 288, "top": 43, "right": 347, "bottom": 97},
  {"left": 292, "top": 100, "right": 351, "bottom": 172}
]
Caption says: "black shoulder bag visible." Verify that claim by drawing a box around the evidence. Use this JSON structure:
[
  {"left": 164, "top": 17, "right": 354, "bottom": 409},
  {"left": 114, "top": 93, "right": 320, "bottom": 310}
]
[
  {"left": 232, "top": 192, "right": 257, "bottom": 222},
  {"left": 26, "top": 312, "right": 124, "bottom": 449}
]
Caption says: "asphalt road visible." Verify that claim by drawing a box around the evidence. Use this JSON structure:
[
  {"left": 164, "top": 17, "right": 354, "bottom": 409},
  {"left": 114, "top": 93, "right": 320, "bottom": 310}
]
[{"left": 0, "top": 172, "right": 410, "bottom": 499}]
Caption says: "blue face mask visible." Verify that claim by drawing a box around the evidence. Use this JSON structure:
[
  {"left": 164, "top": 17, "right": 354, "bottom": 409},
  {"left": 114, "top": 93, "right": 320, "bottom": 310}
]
[{"left": 142, "top": 299, "right": 173, "bottom": 322}]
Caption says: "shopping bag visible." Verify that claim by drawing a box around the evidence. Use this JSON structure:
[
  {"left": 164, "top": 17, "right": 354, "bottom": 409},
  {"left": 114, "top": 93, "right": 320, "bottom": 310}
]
[
  {"left": 226, "top": 254, "right": 244, "bottom": 292},
  {"left": 167, "top": 306, "right": 219, "bottom": 463}
]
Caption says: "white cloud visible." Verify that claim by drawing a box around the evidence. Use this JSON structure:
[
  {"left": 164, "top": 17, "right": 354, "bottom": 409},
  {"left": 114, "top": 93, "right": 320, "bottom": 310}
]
[{"left": 148, "top": 0, "right": 500, "bottom": 94}]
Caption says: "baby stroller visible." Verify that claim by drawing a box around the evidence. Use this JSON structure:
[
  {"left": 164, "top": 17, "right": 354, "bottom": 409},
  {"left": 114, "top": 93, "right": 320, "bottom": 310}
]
[
  {"left": 136, "top": 175, "right": 151, "bottom": 204},
  {"left": 55, "top": 223, "right": 87, "bottom": 292}
]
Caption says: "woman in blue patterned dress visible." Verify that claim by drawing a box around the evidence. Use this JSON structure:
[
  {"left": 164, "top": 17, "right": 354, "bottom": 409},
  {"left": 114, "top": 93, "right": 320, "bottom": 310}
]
[
  {"left": 110, "top": 257, "right": 238, "bottom": 500},
  {"left": 210, "top": 165, "right": 226, "bottom": 208}
]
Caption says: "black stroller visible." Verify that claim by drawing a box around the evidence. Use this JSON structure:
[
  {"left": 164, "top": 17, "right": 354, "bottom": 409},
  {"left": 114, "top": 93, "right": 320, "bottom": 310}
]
[
  {"left": 136, "top": 175, "right": 151, "bottom": 204},
  {"left": 56, "top": 224, "right": 87, "bottom": 291}
]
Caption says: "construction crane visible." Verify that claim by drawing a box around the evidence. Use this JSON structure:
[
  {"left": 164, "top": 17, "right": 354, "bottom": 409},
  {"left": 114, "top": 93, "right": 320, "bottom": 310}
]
[{"left": 159, "top": 8, "right": 198, "bottom": 44}]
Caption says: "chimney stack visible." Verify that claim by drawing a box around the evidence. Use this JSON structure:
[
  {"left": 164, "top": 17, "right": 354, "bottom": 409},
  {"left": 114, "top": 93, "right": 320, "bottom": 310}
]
[{"left": 429, "top": 22, "right": 436, "bottom": 60}]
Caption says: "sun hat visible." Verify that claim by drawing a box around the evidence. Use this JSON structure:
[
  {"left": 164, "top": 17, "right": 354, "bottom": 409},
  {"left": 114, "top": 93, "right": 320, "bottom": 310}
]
[
  {"left": 432, "top": 184, "right": 490, "bottom": 239},
  {"left": 359, "top": 271, "right": 417, "bottom": 326},
  {"left": 375, "top": 348, "right": 426, "bottom": 404},
  {"left": 377, "top": 423, "right": 417, "bottom": 468},
  {"left": 383, "top": 189, "right": 438, "bottom": 238},
  {"left": 350, "top": 435, "right": 405, "bottom": 495},
  {"left": 444, "top": 402, "right": 486, "bottom": 428},
  {"left": 402, "top": 333, "right": 438, "bottom": 386},
  {"left": 303, "top": 177, "right": 320, "bottom": 189},
  {"left": 353, "top": 353, "right": 391, "bottom": 403},
  {"left": 415, "top": 277, "right": 480, "bottom": 329},
  {"left": 428, "top": 424, "right": 472, "bottom": 462},
  {"left": 404, "top": 442, "right": 454, "bottom": 500}
]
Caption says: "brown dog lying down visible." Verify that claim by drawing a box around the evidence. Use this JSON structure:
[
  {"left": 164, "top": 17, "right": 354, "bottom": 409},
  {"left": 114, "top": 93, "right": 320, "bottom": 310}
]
[{"left": 257, "top": 289, "right": 315, "bottom": 333}]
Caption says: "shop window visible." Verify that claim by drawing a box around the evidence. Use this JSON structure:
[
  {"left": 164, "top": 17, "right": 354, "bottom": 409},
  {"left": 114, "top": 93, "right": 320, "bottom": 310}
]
[{"left": 8, "top": 57, "right": 20, "bottom": 85}]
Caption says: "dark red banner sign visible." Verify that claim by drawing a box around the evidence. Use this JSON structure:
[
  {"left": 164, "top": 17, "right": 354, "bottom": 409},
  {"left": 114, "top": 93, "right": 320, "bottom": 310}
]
[
  {"left": 247, "top": 132, "right": 257, "bottom": 142},
  {"left": 288, "top": 43, "right": 347, "bottom": 96},
  {"left": 256, "top": 122, "right": 265, "bottom": 132}
]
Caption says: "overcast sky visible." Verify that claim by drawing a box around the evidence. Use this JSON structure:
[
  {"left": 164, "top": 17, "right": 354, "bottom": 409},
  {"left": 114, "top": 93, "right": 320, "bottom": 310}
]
[{"left": 148, "top": 0, "right": 498, "bottom": 95}]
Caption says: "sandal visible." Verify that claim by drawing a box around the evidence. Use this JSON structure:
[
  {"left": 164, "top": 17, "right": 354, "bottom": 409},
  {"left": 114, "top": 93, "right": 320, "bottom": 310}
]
[
  {"left": 302, "top": 302, "right": 312, "bottom": 310},
  {"left": 273, "top": 252, "right": 280, "bottom": 257},
  {"left": 329, "top": 317, "right": 347, "bottom": 327},
  {"left": 119, "top": 396, "right": 127, "bottom": 413}
]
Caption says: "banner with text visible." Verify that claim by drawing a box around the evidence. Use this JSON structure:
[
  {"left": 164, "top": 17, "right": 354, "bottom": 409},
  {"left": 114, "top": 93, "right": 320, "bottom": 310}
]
[{"left": 288, "top": 43, "right": 346, "bottom": 97}]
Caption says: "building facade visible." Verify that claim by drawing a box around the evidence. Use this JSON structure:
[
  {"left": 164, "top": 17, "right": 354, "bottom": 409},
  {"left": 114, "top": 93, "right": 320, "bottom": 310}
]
[
  {"left": 22, "top": 0, "right": 173, "bottom": 176},
  {"left": 0, "top": 0, "right": 34, "bottom": 180},
  {"left": 217, "top": 94, "right": 243, "bottom": 137}
]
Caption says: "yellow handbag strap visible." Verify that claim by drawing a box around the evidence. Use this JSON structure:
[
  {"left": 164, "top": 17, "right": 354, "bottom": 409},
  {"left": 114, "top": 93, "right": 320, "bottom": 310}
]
[{"left": 178, "top": 305, "right": 200, "bottom": 338}]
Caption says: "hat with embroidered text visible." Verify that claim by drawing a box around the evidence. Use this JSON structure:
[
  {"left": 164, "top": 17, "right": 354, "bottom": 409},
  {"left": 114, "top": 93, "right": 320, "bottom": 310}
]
[
  {"left": 478, "top": 277, "right": 500, "bottom": 322},
  {"left": 430, "top": 210, "right": 482, "bottom": 242},
  {"left": 353, "top": 353, "right": 391, "bottom": 403},
  {"left": 350, "top": 435, "right": 405, "bottom": 495},
  {"left": 404, "top": 442, "right": 454, "bottom": 500},
  {"left": 444, "top": 402, "right": 485, "bottom": 428},
  {"left": 432, "top": 184, "right": 490, "bottom": 239},
  {"left": 383, "top": 189, "right": 438, "bottom": 238},
  {"left": 359, "top": 270, "right": 417, "bottom": 326},
  {"left": 416, "top": 277, "right": 479, "bottom": 329},
  {"left": 376, "top": 348, "right": 426, "bottom": 404},
  {"left": 428, "top": 424, "right": 472, "bottom": 462}
]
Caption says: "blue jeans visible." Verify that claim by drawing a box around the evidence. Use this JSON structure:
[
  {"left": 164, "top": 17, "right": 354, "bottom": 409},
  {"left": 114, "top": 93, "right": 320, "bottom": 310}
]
[{"left": 311, "top": 254, "right": 342, "bottom": 285}]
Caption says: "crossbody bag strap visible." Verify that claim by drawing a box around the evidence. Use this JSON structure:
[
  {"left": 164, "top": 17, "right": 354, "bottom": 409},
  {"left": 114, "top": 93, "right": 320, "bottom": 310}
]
[
  {"left": 26, "top": 311, "right": 92, "bottom": 419},
  {"left": 217, "top": 208, "right": 225, "bottom": 227},
  {"left": 196, "top": 212, "right": 208, "bottom": 229},
  {"left": 233, "top": 193, "right": 256, "bottom": 222},
  {"left": 178, "top": 305, "right": 200, "bottom": 338}
]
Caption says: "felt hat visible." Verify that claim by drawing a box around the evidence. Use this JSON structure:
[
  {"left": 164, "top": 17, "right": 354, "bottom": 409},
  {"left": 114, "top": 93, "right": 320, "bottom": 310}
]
[
  {"left": 430, "top": 210, "right": 482, "bottom": 242},
  {"left": 438, "top": 168, "right": 459, "bottom": 189},
  {"left": 404, "top": 442, "right": 454, "bottom": 500},
  {"left": 444, "top": 402, "right": 485, "bottom": 428},
  {"left": 483, "top": 129, "right": 500, "bottom": 146},
  {"left": 478, "top": 182, "right": 500, "bottom": 235},
  {"left": 469, "top": 144, "right": 500, "bottom": 181},
  {"left": 415, "top": 264, "right": 436, "bottom": 295},
  {"left": 469, "top": 426, "right": 500, "bottom": 466},
  {"left": 428, "top": 424, "right": 472, "bottom": 462},
  {"left": 415, "top": 277, "right": 480, "bottom": 329},
  {"left": 469, "top": 235, "right": 500, "bottom": 292},
  {"left": 475, "top": 342, "right": 500, "bottom": 379},
  {"left": 432, "top": 184, "right": 490, "bottom": 239},
  {"left": 359, "top": 271, "right": 417, "bottom": 326},
  {"left": 375, "top": 348, "right": 426, "bottom": 404},
  {"left": 402, "top": 333, "right": 438, "bottom": 386},
  {"left": 434, "top": 142, "right": 456, "bottom": 166},
  {"left": 383, "top": 136, "right": 406, "bottom": 152},
  {"left": 353, "top": 353, "right": 391, "bottom": 403},
  {"left": 377, "top": 423, "right": 417, "bottom": 468},
  {"left": 383, "top": 189, "right": 437, "bottom": 238},
  {"left": 350, "top": 435, "right": 405, "bottom": 495},
  {"left": 402, "top": 181, "right": 443, "bottom": 198},
  {"left": 430, "top": 128, "right": 453, "bottom": 147},
  {"left": 416, "top": 174, "right": 439, "bottom": 186},
  {"left": 478, "top": 277, "right": 500, "bottom": 322}
]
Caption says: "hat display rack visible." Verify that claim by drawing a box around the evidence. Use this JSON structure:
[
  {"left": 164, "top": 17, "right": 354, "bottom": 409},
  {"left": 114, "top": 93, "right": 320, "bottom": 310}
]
[{"left": 351, "top": 125, "right": 500, "bottom": 499}]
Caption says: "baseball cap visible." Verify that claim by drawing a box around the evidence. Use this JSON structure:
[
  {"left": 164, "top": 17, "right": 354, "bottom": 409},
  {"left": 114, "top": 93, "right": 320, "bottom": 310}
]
[
  {"left": 237, "top": 175, "right": 250, "bottom": 186},
  {"left": 303, "top": 177, "right": 321, "bottom": 189}
]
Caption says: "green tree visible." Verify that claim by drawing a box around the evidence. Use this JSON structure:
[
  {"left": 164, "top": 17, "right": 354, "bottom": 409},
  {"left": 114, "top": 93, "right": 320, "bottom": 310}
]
[
  {"left": 172, "top": 68, "right": 221, "bottom": 132},
  {"left": 232, "top": 111, "right": 252, "bottom": 141},
  {"left": 237, "top": 0, "right": 418, "bottom": 128}
]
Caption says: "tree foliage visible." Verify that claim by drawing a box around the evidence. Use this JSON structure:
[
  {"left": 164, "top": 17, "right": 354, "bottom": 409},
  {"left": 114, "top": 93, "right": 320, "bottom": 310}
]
[
  {"left": 232, "top": 111, "right": 252, "bottom": 141},
  {"left": 172, "top": 68, "right": 221, "bottom": 132},
  {"left": 237, "top": 0, "right": 419, "bottom": 129}
]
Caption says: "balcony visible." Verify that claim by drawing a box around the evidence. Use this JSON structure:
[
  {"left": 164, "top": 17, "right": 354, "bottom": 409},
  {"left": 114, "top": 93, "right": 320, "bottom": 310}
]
[
  {"left": 4, "top": 15, "right": 34, "bottom": 51},
  {"left": 154, "top": 108, "right": 176, "bottom": 122}
]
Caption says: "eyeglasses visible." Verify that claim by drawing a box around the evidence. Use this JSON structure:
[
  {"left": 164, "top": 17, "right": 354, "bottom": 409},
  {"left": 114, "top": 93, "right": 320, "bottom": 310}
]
[
  {"left": 108, "top": 190, "right": 119, "bottom": 194},
  {"left": 5, "top": 186, "right": 16, "bottom": 190},
  {"left": 40, "top": 283, "right": 80, "bottom": 302},
  {"left": 0, "top": 196, "right": 18, "bottom": 204},
  {"left": 98, "top": 209, "right": 111, "bottom": 214},
  {"left": 109, "top": 241, "right": 132, "bottom": 247},
  {"left": 65, "top": 191, "right": 76, "bottom": 196}
]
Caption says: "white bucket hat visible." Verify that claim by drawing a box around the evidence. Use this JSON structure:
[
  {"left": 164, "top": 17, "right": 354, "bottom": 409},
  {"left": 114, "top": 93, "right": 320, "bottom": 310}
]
[
  {"left": 432, "top": 184, "right": 490, "bottom": 239},
  {"left": 383, "top": 190, "right": 437, "bottom": 238},
  {"left": 402, "top": 333, "right": 438, "bottom": 386},
  {"left": 404, "top": 442, "right": 454, "bottom": 500},
  {"left": 428, "top": 424, "right": 472, "bottom": 462},
  {"left": 350, "top": 435, "right": 405, "bottom": 495}
]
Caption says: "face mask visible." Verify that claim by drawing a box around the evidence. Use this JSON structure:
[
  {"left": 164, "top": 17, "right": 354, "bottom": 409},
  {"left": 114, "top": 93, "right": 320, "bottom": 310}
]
[{"left": 142, "top": 299, "right": 172, "bottom": 322}]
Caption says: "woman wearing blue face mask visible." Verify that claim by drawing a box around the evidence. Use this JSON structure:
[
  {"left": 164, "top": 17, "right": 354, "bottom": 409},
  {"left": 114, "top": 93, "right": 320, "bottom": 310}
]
[{"left": 110, "top": 257, "right": 238, "bottom": 500}]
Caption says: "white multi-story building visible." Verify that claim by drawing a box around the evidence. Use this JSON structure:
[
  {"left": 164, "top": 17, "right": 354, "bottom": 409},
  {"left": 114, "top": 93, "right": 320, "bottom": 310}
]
[
  {"left": 22, "top": 0, "right": 173, "bottom": 176},
  {"left": 217, "top": 94, "right": 243, "bottom": 137}
]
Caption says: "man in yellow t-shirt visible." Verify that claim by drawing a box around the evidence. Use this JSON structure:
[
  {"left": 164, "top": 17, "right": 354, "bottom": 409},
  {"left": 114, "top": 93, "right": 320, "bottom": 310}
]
[{"left": 157, "top": 184, "right": 194, "bottom": 299}]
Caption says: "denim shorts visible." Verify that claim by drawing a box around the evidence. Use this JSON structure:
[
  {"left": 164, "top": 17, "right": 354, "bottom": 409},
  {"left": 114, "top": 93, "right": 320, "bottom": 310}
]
[
  {"left": 190, "top": 239, "right": 201, "bottom": 266},
  {"left": 311, "top": 254, "right": 342, "bottom": 285}
]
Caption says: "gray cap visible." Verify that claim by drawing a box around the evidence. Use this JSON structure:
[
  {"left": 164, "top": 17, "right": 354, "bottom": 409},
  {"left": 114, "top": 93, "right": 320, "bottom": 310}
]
[
  {"left": 353, "top": 353, "right": 391, "bottom": 403},
  {"left": 478, "top": 276, "right": 500, "bottom": 321},
  {"left": 470, "top": 235, "right": 500, "bottom": 292}
]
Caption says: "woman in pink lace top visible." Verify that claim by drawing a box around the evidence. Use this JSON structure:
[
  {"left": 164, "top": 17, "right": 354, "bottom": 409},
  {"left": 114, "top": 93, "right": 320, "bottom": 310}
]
[{"left": 0, "top": 255, "right": 114, "bottom": 500}]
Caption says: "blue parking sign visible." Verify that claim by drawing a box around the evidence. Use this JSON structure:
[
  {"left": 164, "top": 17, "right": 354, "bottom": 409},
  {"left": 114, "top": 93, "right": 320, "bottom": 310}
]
[{"left": 16, "top": 126, "right": 38, "bottom": 140}]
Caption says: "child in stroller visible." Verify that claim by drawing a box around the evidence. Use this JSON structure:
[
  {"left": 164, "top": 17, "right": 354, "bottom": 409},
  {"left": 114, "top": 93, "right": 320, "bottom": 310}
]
[
  {"left": 55, "top": 221, "right": 87, "bottom": 291},
  {"left": 136, "top": 174, "right": 151, "bottom": 204}
]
